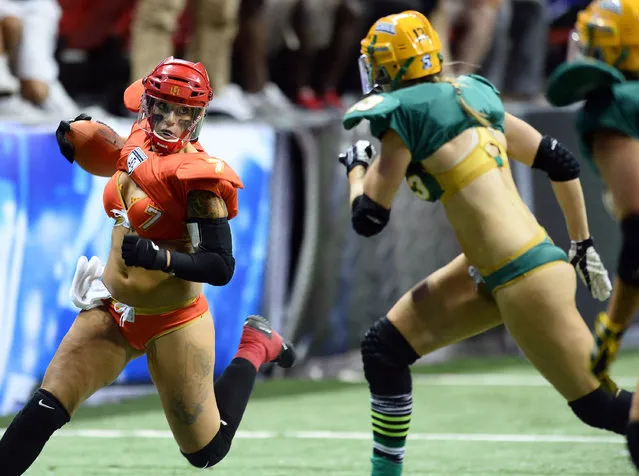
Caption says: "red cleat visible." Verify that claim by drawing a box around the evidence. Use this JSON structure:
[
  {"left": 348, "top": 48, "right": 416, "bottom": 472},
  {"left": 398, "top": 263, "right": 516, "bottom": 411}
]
[{"left": 238, "top": 315, "right": 296, "bottom": 369}]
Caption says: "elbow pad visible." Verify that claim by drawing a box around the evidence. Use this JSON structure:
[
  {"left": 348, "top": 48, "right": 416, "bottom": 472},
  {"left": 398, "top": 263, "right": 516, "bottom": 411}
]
[
  {"left": 351, "top": 194, "right": 390, "bottom": 237},
  {"left": 532, "top": 135, "right": 580, "bottom": 182},
  {"left": 168, "top": 218, "right": 235, "bottom": 286}
]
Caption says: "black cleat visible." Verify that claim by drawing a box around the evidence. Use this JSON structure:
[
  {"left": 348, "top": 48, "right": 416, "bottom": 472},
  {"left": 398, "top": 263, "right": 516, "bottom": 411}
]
[{"left": 243, "top": 315, "right": 296, "bottom": 369}]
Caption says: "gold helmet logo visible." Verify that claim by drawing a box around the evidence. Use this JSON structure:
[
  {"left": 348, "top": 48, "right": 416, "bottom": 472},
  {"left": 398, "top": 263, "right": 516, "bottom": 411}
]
[{"left": 170, "top": 85, "right": 181, "bottom": 96}]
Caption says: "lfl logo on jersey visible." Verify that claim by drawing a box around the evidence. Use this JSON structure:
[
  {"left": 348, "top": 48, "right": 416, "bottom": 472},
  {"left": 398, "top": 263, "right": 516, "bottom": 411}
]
[{"left": 127, "top": 147, "right": 148, "bottom": 174}]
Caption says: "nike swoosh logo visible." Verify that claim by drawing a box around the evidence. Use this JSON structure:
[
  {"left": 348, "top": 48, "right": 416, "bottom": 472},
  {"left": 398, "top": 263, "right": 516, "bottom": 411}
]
[
  {"left": 38, "top": 399, "right": 55, "bottom": 410},
  {"left": 220, "top": 419, "right": 228, "bottom": 426}
]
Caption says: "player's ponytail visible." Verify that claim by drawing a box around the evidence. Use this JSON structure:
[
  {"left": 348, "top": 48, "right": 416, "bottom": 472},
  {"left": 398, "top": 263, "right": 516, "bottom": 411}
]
[{"left": 433, "top": 76, "right": 492, "bottom": 128}]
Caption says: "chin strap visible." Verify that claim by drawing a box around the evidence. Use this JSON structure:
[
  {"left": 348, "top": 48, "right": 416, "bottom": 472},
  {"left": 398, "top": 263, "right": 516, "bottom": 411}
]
[{"left": 151, "top": 131, "right": 185, "bottom": 154}]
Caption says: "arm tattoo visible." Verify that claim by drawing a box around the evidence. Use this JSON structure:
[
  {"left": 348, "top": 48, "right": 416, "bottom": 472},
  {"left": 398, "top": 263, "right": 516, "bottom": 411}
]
[{"left": 187, "top": 190, "right": 228, "bottom": 219}]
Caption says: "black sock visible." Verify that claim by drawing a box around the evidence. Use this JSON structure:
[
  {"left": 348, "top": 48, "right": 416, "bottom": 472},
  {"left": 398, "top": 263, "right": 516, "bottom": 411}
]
[
  {"left": 214, "top": 357, "right": 258, "bottom": 438},
  {"left": 569, "top": 386, "right": 632, "bottom": 435},
  {"left": 181, "top": 357, "right": 258, "bottom": 467},
  {"left": 0, "top": 388, "right": 70, "bottom": 476}
]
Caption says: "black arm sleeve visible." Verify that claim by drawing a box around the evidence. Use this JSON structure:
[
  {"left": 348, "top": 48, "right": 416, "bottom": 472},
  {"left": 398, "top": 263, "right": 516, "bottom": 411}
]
[
  {"left": 531, "top": 135, "right": 580, "bottom": 182},
  {"left": 167, "top": 217, "right": 235, "bottom": 286}
]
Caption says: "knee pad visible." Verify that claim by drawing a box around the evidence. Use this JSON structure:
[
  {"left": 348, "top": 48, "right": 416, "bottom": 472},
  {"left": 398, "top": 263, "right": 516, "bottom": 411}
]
[
  {"left": 569, "top": 386, "right": 632, "bottom": 435},
  {"left": 361, "top": 317, "right": 419, "bottom": 395},
  {"left": 618, "top": 215, "right": 639, "bottom": 286},
  {"left": 182, "top": 429, "right": 230, "bottom": 469}
]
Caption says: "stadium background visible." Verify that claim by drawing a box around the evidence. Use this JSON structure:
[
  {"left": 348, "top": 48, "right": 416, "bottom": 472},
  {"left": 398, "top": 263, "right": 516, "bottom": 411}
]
[{"left": 1, "top": 0, "right": 638, "bottom": 474}]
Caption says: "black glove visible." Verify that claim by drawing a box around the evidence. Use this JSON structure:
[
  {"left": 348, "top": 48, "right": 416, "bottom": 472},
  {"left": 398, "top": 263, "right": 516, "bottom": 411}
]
[
  {"left": 338, "top": 140, "right": 376, "bottom": 175},
  {"left": 55, "top": 113, "right": 92, "bottom": 163},
  {"left": 121, "top": 235, "right": 168, "bottom": 271}
]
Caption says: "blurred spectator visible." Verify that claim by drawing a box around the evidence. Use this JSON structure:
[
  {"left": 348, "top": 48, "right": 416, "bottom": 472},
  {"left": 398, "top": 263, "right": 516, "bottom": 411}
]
[
  {"left": 236, "top": 0, "right": 294, "bottom": 119},
  {"left": 0, "top": 10, "right": 20, "bottom": 95},
  {"left": 58, "top": 0, "right": 131, "bottom": 52},
  {"left": 57, "top": 0, "right": 132, "bottom": 117},
  {"left": 0, "top": 0, "right": 79, "bottom": 121},
  {"left": 290, "top": 0, "right": 363, "bottom": 110},
  {"left": 130, "top": 0, "right": 254, "bottom": 120},
  {"left": 433, "top": 0, "right": 504, "bottom": 76},
  {"left": 481, "top": 0, "right": 550, "bottom": 102}
]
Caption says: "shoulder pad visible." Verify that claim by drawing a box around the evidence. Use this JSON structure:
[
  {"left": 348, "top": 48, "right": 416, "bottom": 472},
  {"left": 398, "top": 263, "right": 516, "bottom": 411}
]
[
  {"left": 546, "top": 59, "right": 624, "bottom": 107},
  {"left": 177, "top": 155, "right": 242, "bottom": 220},
  {"left": 176, "top": 154, "right": 244, "bottom": 189},
  {"left": 463, "top": 74, "right": 500, "bottom": 95},
  {"left": 343, "top": 94, "right": 400, "bottom": 130}
]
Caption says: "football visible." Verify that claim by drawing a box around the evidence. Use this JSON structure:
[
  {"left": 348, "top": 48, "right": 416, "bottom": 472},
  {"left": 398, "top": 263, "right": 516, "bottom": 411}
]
[{"left": 66, "top": 120, "right": 125, "bottom": 177}]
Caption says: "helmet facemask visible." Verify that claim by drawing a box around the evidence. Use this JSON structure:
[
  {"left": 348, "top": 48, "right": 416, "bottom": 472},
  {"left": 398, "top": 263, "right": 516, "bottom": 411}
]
[
  {"left": 358, "top": 54, "right": 393, "bottom": 94},
  {"left": 567, "top": 29, "right": 587, "bottom": 62},
  {"left": 138, "top": 93, "right": 206, "bottom": 154},
  {"left": 571, "top": 24, "right": 627, "bottom": 65}
]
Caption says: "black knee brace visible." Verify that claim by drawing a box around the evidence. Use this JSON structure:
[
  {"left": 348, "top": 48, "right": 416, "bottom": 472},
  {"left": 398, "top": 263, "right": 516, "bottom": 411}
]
[
  {"left": 361, "top": 317, "right": 420, "bottom": 395},
  {"left": 181, "top": 429, "right": 231, "bottom": 469},
  {"left": 569, "top": 386, "right": 632, "bottom": 435},
  {"left": 618, "top": 215, "right": 639, "bottom": 287}
]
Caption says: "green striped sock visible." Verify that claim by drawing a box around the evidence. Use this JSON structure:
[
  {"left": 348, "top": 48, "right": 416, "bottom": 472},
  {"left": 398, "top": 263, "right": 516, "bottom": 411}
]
[{"left": 370, "top": 393, "right": 412, "bottom": 475}]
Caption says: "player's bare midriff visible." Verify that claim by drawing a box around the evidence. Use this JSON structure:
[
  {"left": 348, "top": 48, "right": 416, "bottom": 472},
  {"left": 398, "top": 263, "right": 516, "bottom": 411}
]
[
  {"left": 101, "top": 171, "right": 202, "bottom": 309},
  {"left": 424, "top": 127, "right": 542, "bottom": 272}
]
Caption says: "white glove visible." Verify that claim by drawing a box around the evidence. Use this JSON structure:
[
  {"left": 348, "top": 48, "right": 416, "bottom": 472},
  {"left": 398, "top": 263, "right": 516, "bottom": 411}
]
[
  {"left": 338, "top": 140, "right": 376, "bottom": 175},
  {"left": 569, "top": 237, "right": 612, "bottom": 302},
  {"left": 70, "top": 256, "right": 111, "bottom": 310}
]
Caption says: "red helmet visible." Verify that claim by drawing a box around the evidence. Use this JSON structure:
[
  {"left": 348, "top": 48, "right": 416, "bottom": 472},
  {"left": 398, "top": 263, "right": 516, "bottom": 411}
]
[{"left": 137, "top": 57, "right": 213, "bottom": 154}]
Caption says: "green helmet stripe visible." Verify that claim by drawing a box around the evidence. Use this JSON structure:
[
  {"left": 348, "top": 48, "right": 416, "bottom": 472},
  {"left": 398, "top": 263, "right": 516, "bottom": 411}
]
[{"left": 390, "top": 56, "right": 416, "bottom": 90}]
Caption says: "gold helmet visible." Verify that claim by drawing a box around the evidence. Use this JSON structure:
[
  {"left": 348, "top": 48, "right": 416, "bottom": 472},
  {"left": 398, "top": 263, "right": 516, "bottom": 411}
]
[
  {"left": 358, "top": 10, "right": 443, "bottom": 93},
  {"left": 570, "top": 0, "right": 639, "bottom": 72}
]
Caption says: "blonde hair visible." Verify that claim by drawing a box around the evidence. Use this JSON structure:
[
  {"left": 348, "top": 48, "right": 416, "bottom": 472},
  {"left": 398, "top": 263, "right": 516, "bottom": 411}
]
[{"left": 432, "top": 75, "right": 492, "bottom": 128}]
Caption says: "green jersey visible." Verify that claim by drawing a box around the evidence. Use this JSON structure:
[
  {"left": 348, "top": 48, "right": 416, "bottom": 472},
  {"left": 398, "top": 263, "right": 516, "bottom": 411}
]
[
  {"left": 546, "top": 60, "right": 639, "bottom": 171},
  {"left": 343, "top": 74, "right": 504, "bottom": 161},
  {"left": 342, "top": 74, "right": 504, "bottom": 202}
]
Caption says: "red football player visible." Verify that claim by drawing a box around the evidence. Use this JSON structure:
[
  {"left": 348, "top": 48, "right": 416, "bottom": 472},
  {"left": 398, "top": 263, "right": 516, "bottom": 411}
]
[{"left": 0, "top": 57, "right": 295, "bottom": 475}]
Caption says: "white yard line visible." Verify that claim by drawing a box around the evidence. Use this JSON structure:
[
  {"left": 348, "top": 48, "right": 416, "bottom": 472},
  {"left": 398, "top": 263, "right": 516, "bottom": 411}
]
[
  {"left": 0, "top": 428, "right": 621, "bottom": 444},
  {"left": 411, "top": 374, "right": 639, "bottom": 387}
]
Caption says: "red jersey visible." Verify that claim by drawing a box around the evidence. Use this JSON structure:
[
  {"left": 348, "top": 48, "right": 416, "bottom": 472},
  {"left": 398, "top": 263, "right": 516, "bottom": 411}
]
[{"left": 102, "top": 124, "right": 244, "bottom": 241}]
